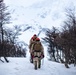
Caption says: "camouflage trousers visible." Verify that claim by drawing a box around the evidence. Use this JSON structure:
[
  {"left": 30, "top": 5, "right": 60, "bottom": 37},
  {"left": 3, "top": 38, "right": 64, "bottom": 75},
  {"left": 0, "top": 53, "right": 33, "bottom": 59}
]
[{"left": 33, "top": 51, "right": 42, "bottom": 69}]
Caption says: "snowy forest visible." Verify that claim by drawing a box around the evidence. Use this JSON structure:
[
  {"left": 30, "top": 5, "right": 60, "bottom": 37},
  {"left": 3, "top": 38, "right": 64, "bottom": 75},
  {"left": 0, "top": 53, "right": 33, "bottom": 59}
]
[
  {"left": 0, "top": 0, "right": 27, "bottom": 62},
  {"left": 0, "top": 0, "right": 76, "bottom": 69}
]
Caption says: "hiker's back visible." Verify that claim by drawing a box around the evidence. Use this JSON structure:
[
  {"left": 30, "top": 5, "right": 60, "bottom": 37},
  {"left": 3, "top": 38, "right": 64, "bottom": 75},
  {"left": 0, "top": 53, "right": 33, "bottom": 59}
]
[{"left": 33, "top": 42, "right": 42, "bottom": 51}]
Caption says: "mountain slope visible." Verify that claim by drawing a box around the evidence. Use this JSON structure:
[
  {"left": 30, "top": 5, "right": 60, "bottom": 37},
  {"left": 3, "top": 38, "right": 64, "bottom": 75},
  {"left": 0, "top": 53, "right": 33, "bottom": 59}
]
[
  {"left": 4, "top": 0, "right": 76, "bottom": 29},
  {"left": 4, "top": 0, "right": 76, "bottom": 43}
]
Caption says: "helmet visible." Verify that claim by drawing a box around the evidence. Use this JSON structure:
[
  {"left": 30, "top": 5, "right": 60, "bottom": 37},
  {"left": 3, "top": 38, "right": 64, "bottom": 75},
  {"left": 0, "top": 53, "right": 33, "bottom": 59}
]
[{"left": 36, "top": 38, "right": 40, "bottom": 41}]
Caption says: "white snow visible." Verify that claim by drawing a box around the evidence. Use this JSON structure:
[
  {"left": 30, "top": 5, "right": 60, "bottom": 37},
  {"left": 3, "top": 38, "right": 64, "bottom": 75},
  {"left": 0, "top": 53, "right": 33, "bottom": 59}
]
[
  {"left": 0, "top": 56, "right": 76, "bottom": 75},
  {"left": 4, "top": 0, "right": 76, "bottom": 29}
]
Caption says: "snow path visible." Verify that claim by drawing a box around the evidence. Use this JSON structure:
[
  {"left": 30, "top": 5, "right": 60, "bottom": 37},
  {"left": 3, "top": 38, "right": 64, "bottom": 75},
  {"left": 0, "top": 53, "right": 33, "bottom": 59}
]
[{"left": 0, "top": 57, "right": 76, "bottom": 75}]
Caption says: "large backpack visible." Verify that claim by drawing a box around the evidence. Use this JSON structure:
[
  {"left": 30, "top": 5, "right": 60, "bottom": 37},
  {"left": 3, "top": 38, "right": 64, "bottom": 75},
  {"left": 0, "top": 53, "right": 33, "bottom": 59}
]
[{"left": 33, "top": 42, "right": 42, "bottom": 52}]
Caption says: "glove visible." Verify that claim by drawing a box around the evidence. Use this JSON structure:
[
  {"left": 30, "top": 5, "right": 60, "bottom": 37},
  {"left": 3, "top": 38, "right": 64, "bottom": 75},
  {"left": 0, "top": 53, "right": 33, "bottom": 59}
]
[
  {"left": 42, "top": 54, "right": 44, "bottom": 58},
  {"left": 41, "top": 54, "right": 44, "bottom": 59}
]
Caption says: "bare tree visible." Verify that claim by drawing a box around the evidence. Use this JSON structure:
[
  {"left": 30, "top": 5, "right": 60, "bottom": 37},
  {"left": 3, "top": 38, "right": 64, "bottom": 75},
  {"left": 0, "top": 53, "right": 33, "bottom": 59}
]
[
  {"left": 61, "top": 8, "right": 76, "bottom": 67},
  {"left": 43, "top": 27, "right": 62, "bottom": 62},
  {"left": 0, "top": 0, "right": 11, "bottom": 62}
]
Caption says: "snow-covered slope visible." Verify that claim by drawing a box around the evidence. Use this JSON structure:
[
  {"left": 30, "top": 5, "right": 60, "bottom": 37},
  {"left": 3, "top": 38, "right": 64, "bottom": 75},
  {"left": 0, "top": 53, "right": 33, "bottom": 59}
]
[
  {"left": 0, "top": 57, "right": 76, "bottom": 75},
  {"left": 4, "top": 0, "right": 76, "bottom": 29},
  {"left": 4, "top": 0, "right": 76, "bottom": 43}
]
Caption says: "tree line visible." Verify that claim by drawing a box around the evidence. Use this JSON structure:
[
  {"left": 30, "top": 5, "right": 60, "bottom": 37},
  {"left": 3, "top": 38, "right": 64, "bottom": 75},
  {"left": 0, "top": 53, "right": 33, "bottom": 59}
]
[
  {"left": 0, "top": 0, "right": 27, "bottom": 62},
  {"left": 43, "top": 8, "right": 76, "bottom": 68}
]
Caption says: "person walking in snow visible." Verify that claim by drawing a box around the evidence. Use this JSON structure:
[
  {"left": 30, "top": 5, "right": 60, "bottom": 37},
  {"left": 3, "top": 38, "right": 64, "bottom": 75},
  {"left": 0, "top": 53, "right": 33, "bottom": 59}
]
[
  {"left": 31, "top": 37, "right": 44, "bottom": 69},
  {"left": 31, "top": 37, "right": 44, "bottom": 59},
  {"left": 29, "top": 34, "right": 38, "bottom": 63}
]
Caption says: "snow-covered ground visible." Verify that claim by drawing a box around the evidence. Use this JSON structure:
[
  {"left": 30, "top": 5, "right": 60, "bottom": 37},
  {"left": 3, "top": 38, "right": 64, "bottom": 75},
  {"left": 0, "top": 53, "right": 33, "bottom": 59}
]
[{"left": 0, "top": 56, "right": 76, "bottom": 75}]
